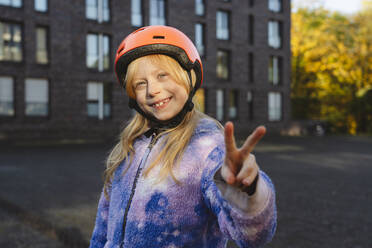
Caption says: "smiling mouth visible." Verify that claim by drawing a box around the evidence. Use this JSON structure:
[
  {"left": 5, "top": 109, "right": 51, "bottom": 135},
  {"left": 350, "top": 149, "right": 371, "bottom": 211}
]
[{"left": 150, "top": 97, "right": 171, "bottom": 108}]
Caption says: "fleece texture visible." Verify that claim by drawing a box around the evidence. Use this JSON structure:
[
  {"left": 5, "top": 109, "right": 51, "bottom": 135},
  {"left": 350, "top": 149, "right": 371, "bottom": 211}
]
[{"left": 89, "top": 117, "right": 276, "bottom": 248}]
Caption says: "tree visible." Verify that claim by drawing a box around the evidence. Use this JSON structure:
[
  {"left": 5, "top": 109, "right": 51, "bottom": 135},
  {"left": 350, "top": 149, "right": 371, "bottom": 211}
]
[{"left": 291, "top": 4, "right": 372, "bottom": 134}]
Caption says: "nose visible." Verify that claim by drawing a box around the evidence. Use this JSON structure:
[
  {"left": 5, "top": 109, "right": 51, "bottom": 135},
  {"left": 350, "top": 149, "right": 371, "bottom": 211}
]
[{"left": 147, "top": 79, "right": 161, "bottom": 97}]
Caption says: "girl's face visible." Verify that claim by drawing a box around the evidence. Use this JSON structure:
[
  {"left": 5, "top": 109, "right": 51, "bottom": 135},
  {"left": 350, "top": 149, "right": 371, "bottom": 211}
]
[{"left": 132, "top": 58, "right": 188, "bottom": 121}]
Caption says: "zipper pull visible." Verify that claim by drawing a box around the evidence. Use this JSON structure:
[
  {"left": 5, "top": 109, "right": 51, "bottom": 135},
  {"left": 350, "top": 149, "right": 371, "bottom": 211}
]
[{"left": 148, "top": 133, "right": 157, "bottom": 149}]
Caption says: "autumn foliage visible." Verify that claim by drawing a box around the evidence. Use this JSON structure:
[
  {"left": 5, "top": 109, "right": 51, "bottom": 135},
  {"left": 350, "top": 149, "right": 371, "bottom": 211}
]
[{"left": 291, "top": 1, "right": 372, "bottom": 134}]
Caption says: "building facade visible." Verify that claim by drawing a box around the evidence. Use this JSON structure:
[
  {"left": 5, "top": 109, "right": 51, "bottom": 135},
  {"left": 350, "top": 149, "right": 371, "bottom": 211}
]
[{"left": 0, "top": 0, "right": 291, "bottom": 142}]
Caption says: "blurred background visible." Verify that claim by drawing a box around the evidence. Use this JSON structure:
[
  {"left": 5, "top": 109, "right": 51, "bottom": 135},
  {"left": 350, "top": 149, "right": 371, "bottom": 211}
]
[
  {"left": 291, "top": 0, "right": 372, "bottom": 135},
  {"left": 0, "top": 0, "right": 371, "bottom": 247}
]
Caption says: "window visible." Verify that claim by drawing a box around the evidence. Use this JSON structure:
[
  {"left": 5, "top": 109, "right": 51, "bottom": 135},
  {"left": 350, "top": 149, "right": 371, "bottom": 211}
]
[
  {"left": 247, "top": 91, "right": 253, "bottom": 120},
  {"left": 268, "top": 20, "right": 281, "bottom": 49},
  {"left": 86, "top": 0, "right": 110, "bottom": 23},
  {"left": 86, "top": 33, "right": 110, "bottom": 71},
  {"left": 0, "top": 76, "right": 14, "bottom": 116},
  {"left": 195, "top": 23, "right": 205, "bottom": 57},
  {"left": 216, "top": 10, "right": 229, "bottom": 40},
  {"left": 102, "top": 0, "right": 110, "bottom": 21},
  {"left": 268, "top": 0, "right": 281, "bottom": 12},
  {"left": 87, "top": 82, "right": 111, "bottom": 119},
  {"left": 216, "top": 89, "right": 224, "bottom": 121},
  {"left": 269, "top": 56, "right": 281, "bottom": 85},
  {"left": 25, "top": 78, "right": 49, "bottom": 116},
  {"left": 131, "top": 0, "right": 143, "bottom": 27},
  {"left": 268, "top": 92, "right": 281, "bottom": 121},
  {"left": 217, "top": 50, "right": 229, "bottom": 80},
  {"left": 248, "top": 52, "right": 254, "bottom": 83},
  {"left": 150, "top": 0, "right": 166, "bottom": 25},
  {"left": 228, "top": 90, "right": 238, "bottom": 120},
  {"left": 86, "top": 0, "right": 97, "bottom": 20},
  {"left": 194, "top": 88, "right": 206, "bottom": 113},
  {"left": 35, "top": 0, "right": 48, "bottom": 12},
  {"left": 195, "top": 0, "right": 204, "bottom": 16},
  {"left": 0, "top": 21, "right": 22, "bottom": 62},
  {"left": 248, "top": 15, "right": 254, "bottom": 44},
  {"left": 0, "top": 0, "right": 21, "bottom": 7},
  {"left": 36, "top": 26, "right": 48, "bottom": 64}
]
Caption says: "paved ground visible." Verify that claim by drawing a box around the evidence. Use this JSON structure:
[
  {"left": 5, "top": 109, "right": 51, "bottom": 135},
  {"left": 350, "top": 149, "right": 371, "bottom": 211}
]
[{"left": 0, "top": 135, "right": 371, "bottom": 248}]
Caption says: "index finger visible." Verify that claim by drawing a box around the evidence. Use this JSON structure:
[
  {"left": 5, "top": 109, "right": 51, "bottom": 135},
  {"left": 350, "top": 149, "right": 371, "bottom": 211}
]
[
  {"left": 240, "top": 125, "right": 266, "bottom": 157},
  {"left": 224, "top": 121, "right": 237, "bottom": 155}
]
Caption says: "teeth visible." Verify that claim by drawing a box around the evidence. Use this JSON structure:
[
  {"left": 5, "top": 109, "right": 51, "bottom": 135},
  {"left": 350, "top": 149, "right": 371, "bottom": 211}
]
[{"left": 153, "top": 98, "right": 170, "bottom": 107}]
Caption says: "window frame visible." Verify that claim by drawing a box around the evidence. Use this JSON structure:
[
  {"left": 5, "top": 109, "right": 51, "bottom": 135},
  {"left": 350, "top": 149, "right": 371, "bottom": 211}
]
[
  {"left": 268, "top": 0, "right": 282, "bottom": 12},
  {"left": 248, "top": 15, "right": 254, "bottom": 45},
  {"left": 86, "top": 33, "right": 111, "bottom": 71},
  {"left": 24, "top": 78, "right": 49, "bottom": 117},
  {"left": 34, "top": 0, "right": 48, "bottom": 12},
  {"left": 216, "top": 49, "right": 230, "bottom": 80},
  {"left": 86, "top": 81, "right": 112, "bottom": 120},
  {"left": 268, "top": 20, "right": 282, "bottom": 49},
  {"left": 247, "top": 91, "right": 254, "bottom": 121},
  {"left": 195, "top": 23, "right": 205, "bottom": 57},
  {"left": 216, "top": 10, "right": 230, "bottom": 40},
  {"left": 85, "top": 0, "right": 110, "bottom": 23},
  {"left": 269, "top": 55, "right": 282, "bottom": 85},
  {"left": 0, "top": 21, "right": 23, "bottom": 63},
  {"left": 0, "top": 76, "right": 15, "bottom": 117},
  {"left": 248, "top": 52, "right": 254, "bottom": 83},
  {"left": 131, "top": 0, "right": 143, "bottom": 27},
  {"left": 35, "top": 26, "right": 49, "bottom": 64},
  {"left": 195, "top": 0, "right": 205, "bottom": 16},
  {"left": 149, "top": 0, "right": 167, "bottom": 26},
  {"left": 268, "top": 91, "right": 282, "bottom": 121},
  {"left": 216, "top": 89, "right": 224, "bottom": 121},
  {"left": 228, "top": 89, "right": 238, "bottom": 120},
  {"left": 0, "top": 0, "right": 22, "bottom": 8}
]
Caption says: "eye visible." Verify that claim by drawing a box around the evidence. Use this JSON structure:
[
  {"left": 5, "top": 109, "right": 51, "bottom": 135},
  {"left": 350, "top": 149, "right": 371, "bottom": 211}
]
[
  {"left": 134, "top": 81, "right": 147, "bottom": 89},
  {"left": 158, "top": 72, "right": 168, "bottom": 79}
]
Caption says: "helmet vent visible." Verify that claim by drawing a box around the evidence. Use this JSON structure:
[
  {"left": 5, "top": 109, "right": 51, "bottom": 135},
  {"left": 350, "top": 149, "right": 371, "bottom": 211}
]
[
  {"left": 153, "top": 35, "right": 165, "bottom": 39},
  {"left": 117, "top": 46, "right": 124, "bottom": 54},
  {"left": 132, "top": 27, "right": 146, "bottom": 34}
]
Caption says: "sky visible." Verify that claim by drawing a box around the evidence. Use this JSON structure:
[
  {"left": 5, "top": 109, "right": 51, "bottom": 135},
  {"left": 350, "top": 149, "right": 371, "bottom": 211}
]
[{"left": 292, "top": 0, "right": 363, "bottom": 14}]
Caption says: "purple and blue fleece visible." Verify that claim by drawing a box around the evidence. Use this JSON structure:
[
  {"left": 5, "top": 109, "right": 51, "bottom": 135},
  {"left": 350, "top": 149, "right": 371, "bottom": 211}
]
[{"left": 89, "top": 117, "right": 276, "bottom": 248}]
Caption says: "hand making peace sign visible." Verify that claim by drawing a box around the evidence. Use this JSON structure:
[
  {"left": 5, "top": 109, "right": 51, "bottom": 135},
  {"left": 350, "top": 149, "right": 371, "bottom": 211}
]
[{"left": 221, "top": 122, "right": 266, "bottom": 191}]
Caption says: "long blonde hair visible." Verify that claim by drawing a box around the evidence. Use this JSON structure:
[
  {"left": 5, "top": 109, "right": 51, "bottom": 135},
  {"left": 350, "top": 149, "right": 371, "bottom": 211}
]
[{"left": 104, "top": 54, "right": 202, "bottom": 198}]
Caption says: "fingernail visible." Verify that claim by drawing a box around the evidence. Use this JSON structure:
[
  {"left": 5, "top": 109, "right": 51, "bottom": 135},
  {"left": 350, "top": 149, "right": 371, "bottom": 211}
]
[
  {"left": 243, "top": 179, "right": 250, "bottom": 185},
  {"left": 228, "top": 176, "right": 235, "bottom": 184}
]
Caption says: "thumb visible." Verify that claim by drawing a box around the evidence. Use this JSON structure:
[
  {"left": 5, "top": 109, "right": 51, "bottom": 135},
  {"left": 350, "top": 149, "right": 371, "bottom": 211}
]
[{"left": 221, "top": 164, "right": 236, "bottom": 185}]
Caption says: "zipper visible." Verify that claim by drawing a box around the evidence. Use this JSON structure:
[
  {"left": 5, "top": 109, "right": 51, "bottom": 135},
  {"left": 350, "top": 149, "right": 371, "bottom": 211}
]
[{"left": 120, "top": 133, "right": 158, "bottom": 247}]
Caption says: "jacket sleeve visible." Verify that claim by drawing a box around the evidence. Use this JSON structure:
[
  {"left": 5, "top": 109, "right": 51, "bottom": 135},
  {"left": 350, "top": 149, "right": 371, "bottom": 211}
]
[
  {"left": 200, "top": 145, "right": 277, "bottom": 248},
  {"left": 89, "top": 187, "right": 111, "bottom": 248}
]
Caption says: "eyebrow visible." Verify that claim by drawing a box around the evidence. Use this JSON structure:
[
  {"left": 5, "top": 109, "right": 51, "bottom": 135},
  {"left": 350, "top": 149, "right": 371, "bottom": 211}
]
[{"left": 133, "top": 69, "right": 167, "bottom": 80}]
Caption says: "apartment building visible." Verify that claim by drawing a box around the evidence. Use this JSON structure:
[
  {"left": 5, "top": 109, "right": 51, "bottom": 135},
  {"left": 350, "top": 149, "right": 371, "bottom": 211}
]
[{"left": 0, "top": 0, "right": 291, "bottom": 142}]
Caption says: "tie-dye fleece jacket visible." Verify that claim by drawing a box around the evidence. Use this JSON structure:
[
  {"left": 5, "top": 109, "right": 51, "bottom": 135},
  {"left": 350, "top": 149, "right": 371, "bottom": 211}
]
[{"left": 89, "top": 117, "right": 277, "bottom": 248}]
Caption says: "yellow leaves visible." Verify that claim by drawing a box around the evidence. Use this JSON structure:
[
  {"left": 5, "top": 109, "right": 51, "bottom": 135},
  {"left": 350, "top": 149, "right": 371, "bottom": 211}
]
[
  {"left": 347, "top": 116, "right": 357, "bottom": 135},
  {"left": 356, "top": 86, "right": 372, "bottom": 98},
  {"left": 291, "top": 7, "right": 372, "bottom": 133}
]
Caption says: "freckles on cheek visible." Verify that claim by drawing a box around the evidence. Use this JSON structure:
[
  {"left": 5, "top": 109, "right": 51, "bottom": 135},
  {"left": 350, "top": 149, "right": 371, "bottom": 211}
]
[{"left": 136, "top": 93, "right": 147, "bottom": 106}]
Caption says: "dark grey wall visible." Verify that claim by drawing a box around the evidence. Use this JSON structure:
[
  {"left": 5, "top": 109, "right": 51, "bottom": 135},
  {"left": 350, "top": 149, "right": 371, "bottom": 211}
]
[{"left": 0, "top": 0, "right": 291, "bottom": 142}]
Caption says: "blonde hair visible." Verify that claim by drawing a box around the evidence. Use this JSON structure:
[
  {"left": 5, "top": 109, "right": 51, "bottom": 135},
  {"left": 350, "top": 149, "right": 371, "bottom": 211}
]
[{"left": 104, "top": 54, "right": 202, "bottom": 198}]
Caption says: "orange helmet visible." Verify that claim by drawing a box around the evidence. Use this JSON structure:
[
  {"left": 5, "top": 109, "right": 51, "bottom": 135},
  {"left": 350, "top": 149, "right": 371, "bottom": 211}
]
[{"left": 114, "top": 25, "right": 203, "bottom": 93}]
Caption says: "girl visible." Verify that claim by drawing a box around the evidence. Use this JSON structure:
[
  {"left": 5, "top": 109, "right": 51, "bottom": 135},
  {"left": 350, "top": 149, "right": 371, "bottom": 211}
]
[{"left": 89, "top": 26, "right": 276, "bottom": 248}]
